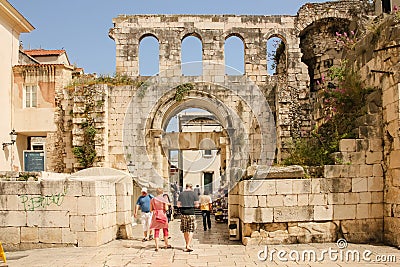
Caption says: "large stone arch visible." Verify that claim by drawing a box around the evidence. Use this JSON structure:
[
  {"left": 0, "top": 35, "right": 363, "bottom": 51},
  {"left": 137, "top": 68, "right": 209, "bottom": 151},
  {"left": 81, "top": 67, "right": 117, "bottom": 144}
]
[
  {"left": 146, "top": 90, "right": 237, "bottom": 192},
  {"left": 122, "top": 62, "right": 276, "bottom": 190}
]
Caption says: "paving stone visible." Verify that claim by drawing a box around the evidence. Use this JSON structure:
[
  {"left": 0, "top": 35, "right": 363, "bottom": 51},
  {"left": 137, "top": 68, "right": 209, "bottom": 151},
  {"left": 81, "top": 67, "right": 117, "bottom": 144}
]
[{"left": 5, "top": 216, "right": 400, "bottom": 266}]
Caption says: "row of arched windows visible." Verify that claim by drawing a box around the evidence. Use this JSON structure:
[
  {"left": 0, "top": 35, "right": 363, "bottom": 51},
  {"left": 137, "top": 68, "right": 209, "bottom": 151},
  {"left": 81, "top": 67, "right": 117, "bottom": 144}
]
[{"left": 138, "top": 35, "right": 285, "bottom": 76}]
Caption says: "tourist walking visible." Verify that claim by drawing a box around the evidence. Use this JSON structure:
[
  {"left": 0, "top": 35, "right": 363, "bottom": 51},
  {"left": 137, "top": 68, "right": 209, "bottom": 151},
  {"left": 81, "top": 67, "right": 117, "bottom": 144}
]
[
  {"left": 163, "top": 193, "right": 173, "bottom": 222},
  {"left": 150, "top": 188, "right": 171, "bottom": 251},
  {"left": 134, "top": 187, "right": 153, "bottom": 242},
  {"left": 177, "top": 183, "right": 199, "bottom": 252},
  {"left": 199, "top": 190, "right": 212, "bottom": 231}
]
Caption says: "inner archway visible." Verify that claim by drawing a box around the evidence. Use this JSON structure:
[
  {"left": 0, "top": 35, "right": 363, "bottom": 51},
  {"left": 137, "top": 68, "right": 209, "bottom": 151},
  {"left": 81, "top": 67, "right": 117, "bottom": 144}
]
[
  {"left": 164, "top": 107, "right": 225, "bottom": 205},
  {"left": 152, "top": 94, "right": 237, "bottom": 195}
]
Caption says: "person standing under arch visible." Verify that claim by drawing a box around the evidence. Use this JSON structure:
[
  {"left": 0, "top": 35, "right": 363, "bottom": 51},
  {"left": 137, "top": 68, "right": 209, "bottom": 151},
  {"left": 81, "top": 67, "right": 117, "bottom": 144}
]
[
  {"left": 177, "top": 183, "right": 199, "bottom": 252},
  {"left": 199, "top": 190, "right": 212, "bottom": 231}
]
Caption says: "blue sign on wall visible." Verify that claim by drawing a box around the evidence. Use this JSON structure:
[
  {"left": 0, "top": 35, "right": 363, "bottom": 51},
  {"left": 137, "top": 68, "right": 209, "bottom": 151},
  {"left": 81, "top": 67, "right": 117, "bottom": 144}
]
[{"left": 24, "top": 151, "right": 45, "bottom": 172}]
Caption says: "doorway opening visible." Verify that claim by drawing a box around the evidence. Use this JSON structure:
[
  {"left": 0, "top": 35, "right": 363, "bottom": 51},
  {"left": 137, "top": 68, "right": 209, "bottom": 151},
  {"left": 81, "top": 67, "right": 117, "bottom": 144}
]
[
  {"left": 165, "top": 108, "right": 225, "bottom": 200},
  {"left": 203, "top": 171, "right": 213, "bottom": 195}
]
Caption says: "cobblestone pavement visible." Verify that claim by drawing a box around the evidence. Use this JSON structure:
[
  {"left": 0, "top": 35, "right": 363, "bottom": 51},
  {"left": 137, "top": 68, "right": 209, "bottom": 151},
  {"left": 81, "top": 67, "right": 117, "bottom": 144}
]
[{"left": 6, "top": 216, "right": 400, "bottom": 267}]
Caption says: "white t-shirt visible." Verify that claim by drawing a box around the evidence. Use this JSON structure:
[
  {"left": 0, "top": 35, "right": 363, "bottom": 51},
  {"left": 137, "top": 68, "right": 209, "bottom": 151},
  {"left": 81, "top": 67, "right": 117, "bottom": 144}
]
[{"left": 199, "top": 195, "right": 212, "bottom": 211}]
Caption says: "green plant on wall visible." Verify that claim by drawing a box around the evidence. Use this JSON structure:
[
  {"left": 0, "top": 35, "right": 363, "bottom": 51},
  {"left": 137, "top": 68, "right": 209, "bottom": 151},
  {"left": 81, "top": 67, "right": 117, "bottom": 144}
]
[
  {"left": 72, "top": 121, "right": 97, "bottom": 168},
  {"left": 67, "top": 73, "right": 142, "bottom": 89},
  {"left": 283, "top": 60, "right": 374, "bottom": 167},
  {"left": 71, "top": 83, "right": 99, "bottom": 169},
  {"left": 282, "top": 135, "right": 333, "bottom": 166},
  {"left": 174, "top": 83, "right": 194, "bottom": 101},
  {"left": 272, "top": 41, "right": 285, "bottom": 71},
  {"left": 395, "top": 6, "right": 400, "bottom": 22}
]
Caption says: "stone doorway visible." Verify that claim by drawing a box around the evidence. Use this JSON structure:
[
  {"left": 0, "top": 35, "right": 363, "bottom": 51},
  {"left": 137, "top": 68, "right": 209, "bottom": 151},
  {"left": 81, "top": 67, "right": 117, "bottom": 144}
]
[{"left": 164, "top": 107, "right": 226, "bottom": 198}]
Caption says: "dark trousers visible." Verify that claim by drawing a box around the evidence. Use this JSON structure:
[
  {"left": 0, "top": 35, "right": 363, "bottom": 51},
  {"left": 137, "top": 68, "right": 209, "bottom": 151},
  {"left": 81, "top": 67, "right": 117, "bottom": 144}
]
[{"left": 201, "top": 210, "right": 211, "bottom": 230}]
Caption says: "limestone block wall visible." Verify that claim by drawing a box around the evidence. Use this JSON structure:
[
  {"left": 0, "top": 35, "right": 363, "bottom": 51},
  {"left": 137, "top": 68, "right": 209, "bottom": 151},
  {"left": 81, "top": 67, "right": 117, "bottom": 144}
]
[
  {"left": 378, "top": 25, "right": 400, "bottom": 247},
  {"left": 105, "top": 85, "right": 136, "bottom": 171},
  {"left": 230, "top": 164, "right": 384, "bottom": 245},
  {"left": 343, "top": 15, "right": 400, "bottom": 246},
  {"left": 229, "top": 13, "right": 399, "bottom": 246},
  {"left": 56, "top": 84, "right": 111, "bottom": 172},
  {"left": 0, "top": 177, "right": 133, "bottom": 251}
]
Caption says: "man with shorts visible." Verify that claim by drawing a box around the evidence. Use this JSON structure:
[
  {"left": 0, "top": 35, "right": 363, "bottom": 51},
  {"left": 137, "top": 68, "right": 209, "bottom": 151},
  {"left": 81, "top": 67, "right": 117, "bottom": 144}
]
[
  {"left": 134, "top": 187, "right": 153, "bottom": 241},
  {"left": 177, "top": 183, "right": 199, "bottom": 252}
]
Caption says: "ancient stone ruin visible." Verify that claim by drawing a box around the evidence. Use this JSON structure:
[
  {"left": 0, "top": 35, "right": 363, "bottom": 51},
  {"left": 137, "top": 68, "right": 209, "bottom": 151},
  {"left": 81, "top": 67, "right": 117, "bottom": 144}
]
[{"left": 1, "top": 0, "right": 400, "bottom": 249}]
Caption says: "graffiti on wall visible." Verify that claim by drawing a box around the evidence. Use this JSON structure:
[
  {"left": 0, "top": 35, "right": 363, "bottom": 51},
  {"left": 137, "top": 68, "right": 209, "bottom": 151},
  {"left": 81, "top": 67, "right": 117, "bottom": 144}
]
[
  {"left": 20, "top": 187, "right": 67, "bottom": 211},
  {"left": 100, "top": 195, "right": 114, "bottom": 211}
]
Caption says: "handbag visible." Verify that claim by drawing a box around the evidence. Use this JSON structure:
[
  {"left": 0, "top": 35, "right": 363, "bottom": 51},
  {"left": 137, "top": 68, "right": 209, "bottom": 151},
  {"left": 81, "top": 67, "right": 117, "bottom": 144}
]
[{"left": 155, "top": 210, "right": 167, "bottom": 224}]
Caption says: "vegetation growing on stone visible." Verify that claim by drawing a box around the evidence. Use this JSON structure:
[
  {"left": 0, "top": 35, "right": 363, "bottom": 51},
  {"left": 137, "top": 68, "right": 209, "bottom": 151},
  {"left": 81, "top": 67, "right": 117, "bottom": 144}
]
[
  {"left": 72, "top": 121, "right": 97, "bottom": 169},
  {"left": 71, "top": 85, "right": 100, "bottom": 169},
  {"left": 174, "top": 83, "right": 194, "bottom": 101},
  {"left": 272, "top": 40, "right": 285, "bottom": 72},
  {"left": 67, "top": 73, "right": 141, "bottom": 89},
  {"left": 283, "top": 60, "right": 375, "bottom": 167}
]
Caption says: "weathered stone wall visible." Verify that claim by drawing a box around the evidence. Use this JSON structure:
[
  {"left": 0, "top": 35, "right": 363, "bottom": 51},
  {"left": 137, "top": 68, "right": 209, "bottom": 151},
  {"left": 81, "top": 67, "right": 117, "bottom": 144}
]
[
  {"left": 106, "top": 85, "right": 137, "bottom": 171},
  {"left": 55, "top": 84, "right": 111, "bottom": 172},
  {"left": 343, "top": 15, "right": 400, "bottom": 247},
  {"left": 297, "top": 0, "right": 374, "bottom": 126},
  {"left": 230, "top": 164, "right": 383, "bottom": 245},
  {"left": 229, "top": 12, "right": 400, "bottom": 247},
  {"left": 71, "top": 85, "right": 109, "bottom": 170},
  {"left": 105, "top": 1, "right": 373, "bottom": 165},
  {"left": 109, "top": 14, "right": 312, "bottom": 162},
  {"left": 0, "top": 175, "right": 133, "bottom": 250}
]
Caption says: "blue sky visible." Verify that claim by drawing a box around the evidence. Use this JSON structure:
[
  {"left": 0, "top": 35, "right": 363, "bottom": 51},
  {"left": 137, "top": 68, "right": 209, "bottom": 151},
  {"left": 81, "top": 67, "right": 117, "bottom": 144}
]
[{"left": 9, "top": 0, "right": 328, "bottom": 75}]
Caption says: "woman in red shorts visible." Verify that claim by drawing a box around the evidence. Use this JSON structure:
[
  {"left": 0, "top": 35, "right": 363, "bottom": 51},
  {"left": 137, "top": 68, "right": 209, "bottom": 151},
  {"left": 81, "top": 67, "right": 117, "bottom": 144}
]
[{"left": 150, "top": 188, "right": 171, "bottom": 251}]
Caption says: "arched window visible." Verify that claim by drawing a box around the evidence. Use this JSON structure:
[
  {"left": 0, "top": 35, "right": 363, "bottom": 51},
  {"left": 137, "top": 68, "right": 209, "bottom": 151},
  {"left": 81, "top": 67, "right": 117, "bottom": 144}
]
[
  {"left": 139, "top": 35, "right": 159, "bottom": 76},
  {"left": 181, "top": 35, "right": 202, "bottom": 76},
  {"left": 267, "top": 36, "right": 286, "bottom": 75},
  {"left": 225, "top": 36, "right": 245, "bottom": 75}
]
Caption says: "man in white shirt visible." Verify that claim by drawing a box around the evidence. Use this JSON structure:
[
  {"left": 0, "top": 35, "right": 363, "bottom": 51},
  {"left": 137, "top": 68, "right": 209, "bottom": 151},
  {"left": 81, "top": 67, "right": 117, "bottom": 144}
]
[{"left": 199, "top": 190, "right": 212, "bottom": 231}]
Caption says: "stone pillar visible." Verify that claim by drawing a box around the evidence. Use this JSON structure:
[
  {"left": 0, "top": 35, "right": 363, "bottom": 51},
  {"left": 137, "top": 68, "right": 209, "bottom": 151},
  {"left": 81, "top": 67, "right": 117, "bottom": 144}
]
[{"left": 159, "top": 31, "right": 181, "bottom": 74}]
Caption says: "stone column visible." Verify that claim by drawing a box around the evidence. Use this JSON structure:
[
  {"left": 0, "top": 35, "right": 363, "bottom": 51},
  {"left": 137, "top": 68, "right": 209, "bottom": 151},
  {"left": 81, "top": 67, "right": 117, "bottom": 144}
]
[{"left": 159, "top": 31, "right": 182, "bottom": 75}]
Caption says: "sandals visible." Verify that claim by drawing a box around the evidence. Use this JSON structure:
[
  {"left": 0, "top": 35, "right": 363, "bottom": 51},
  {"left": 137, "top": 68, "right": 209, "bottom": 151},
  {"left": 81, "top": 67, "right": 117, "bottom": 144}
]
[
  {"left": 155, "top": 248, "right": 159, "bottom": 252},
  {"left": 183, "top": 248, "right": 193, "bottom": 252},
  {"left": 142, "top": 235, "right": 153, "bottom": 242},
  {"left": 164, "top": 245, "right": 172, "bottom": 249}
]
